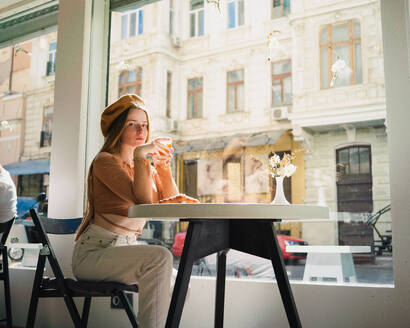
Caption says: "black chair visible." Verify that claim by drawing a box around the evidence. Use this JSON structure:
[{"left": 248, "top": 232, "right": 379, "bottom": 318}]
[
  {"left": 26, "top": 209, "right": 139, "bottom": 328},
  {"left": 0, "top": 218, "right": 14, "bottom": 328}
]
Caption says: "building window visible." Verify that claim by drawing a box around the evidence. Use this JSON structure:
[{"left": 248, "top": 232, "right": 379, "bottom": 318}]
[
  {"left": 272, "top": 60, "right": 292, "bottom": 106},
  {"left": 228, "top": 0, "right": 244, "bottom": 29},
  {"left": 336, "top": 145, "right": 373, "bottom": 259},
  {"left": 166, "top": 71, "right": 172, "bottom": 118},
  {"left": 227, "top": 69, "right": 244, "bottom": 113},
  {"left": 121, "top": 8, "right": 143, "bottom": 40},
  {"left": 118, "top": 68, "right": 142, "bottom": 97},
  {"left": 189, "top": 0, "right": 204, "bottom": 37},
  {"left": 320, "top": 20, "right": 362, "bottom": 89},
  {"left": 336, "top": 145, "right": 372, "bottom": 213},
  {"left": 40, "top": 106, "right": 53, "bottom": 148},
  {"left": 46, "top": 42, "right": 56, "bottom": 76},
  {"left": 272, "top": 0, "right": 290, "bottom": 19},
  {"left": 17, "top": 174, "right": 45, "bottom": 197},
  {"left": 187, "top": 77, "right": 203, "bottom": 119},
  {"left": 169, "top": 0, "right": 175, "bottom": 35}
]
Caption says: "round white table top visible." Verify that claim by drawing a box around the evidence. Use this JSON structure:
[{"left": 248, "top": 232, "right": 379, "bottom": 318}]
[{"left": 128, "top": 203, "right": 329, "bottom": 220}]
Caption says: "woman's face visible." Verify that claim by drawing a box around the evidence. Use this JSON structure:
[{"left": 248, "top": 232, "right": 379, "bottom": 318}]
[{"left": 120, "top": 108, "right": 148, "bottom": 148}]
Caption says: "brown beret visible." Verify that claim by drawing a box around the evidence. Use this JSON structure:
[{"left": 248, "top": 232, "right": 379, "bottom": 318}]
[{"left": 101, "top": 94, "right": 146, "bottom": 137}]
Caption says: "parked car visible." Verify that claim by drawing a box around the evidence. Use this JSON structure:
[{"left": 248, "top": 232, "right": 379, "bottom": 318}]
[{"left": 172, "top": 232, "right": 308, "bottom": 264}]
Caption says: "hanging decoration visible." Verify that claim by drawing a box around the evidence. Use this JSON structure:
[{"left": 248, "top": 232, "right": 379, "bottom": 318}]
[
  {"left": 330, "top": 56, "right": 352, "bottom": 87},
  {"left": 207, "top": 0, "right": 222, "bottom": 14},
  {"left": 266, "top": 30, "right": 282, "bottom": 61}
]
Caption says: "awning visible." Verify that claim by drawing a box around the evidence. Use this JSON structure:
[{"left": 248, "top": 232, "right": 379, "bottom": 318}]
[
  {"left": 3, "top": 158, "right": 50, "bottom": 176},
  {"left": 173, "top": 130, "right": 287, "bottom": 154}
]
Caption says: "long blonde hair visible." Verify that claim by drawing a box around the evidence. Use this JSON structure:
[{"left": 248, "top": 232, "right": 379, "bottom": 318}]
[{"left": 75, "top": 106, "right": 150, "bottom": 240}]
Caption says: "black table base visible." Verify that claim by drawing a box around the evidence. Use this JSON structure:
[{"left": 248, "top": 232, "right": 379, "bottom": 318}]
[{"left": 165, "top": 219, "right": 302, "bottom": 328}]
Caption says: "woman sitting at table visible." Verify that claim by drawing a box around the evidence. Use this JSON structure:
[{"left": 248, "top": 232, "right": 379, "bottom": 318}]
[{"left": 72, "top": 94, "right": 198, "bottom": 328}]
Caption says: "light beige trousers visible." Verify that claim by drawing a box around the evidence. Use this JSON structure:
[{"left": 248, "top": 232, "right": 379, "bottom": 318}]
[{"left": 72, "top": 224, "right": 173, "bottom": 328}]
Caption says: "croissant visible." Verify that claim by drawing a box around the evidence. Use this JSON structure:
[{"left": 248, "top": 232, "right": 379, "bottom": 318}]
[{"left": 159, "top": 194, "right": 200, "bottom": 204}]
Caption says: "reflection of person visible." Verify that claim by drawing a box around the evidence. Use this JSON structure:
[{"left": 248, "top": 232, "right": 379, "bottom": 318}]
[
  {"left": 245, "top": 157, "right": 269, "bottom": 194},
  {"left": 72, "top": 94, "right": 197, "bottom": 328},
  {"left": 0, "top": 164, "right": 17, "bottom": 223},
  {"left": 197, "top": 160, "right": 226, "bottom": 195}
]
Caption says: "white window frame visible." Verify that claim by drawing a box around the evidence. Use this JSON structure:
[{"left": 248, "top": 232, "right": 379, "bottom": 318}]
[
  {"left": 227, "top": 0, "right": 244, "bottom": 29},
  {"left": 189, "top": 0, "right": 204, "bottom": 38},
  {"left": 169, "top": 0, "right": 175, "bottom": 35},
  {"left": 121, "top": 7, "right": 143, "bottom": 40},
  {"left": 47, "top": 41, "right": 57, "bottom": 75}
]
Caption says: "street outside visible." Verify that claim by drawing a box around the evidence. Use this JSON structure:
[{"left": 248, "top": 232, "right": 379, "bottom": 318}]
[{"left": 175, "top": 254, "right": 394, "bottom": 286}]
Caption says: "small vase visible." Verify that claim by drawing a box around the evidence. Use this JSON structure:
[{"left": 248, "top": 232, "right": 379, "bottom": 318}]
[{"left": 271, "top": 176, "right": 290, "bottom": 205}]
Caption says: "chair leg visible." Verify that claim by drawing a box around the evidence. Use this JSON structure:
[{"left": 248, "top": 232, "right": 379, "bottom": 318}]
[
  {"left": 2, "top": 248, "right": 12, "bottom": 328},
  {"left": 117, "top": 291, "right": 138, "bottom": 328},
  {"left": 62, "top": 294, "right": 82, "bottom": 327},
  {"left": 26, "top": 255, "right": 47, "bottom": 328},
  {"left": 81, "top": 297, "right": 92, "bottom": 328}
]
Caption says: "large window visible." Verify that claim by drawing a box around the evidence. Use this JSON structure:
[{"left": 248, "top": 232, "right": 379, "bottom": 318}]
[
  {"left": 121, "top": 8, "right": 143, "bottom": 40},
  {"left": 227, "top": 69, "right": 244, "bottom": 113},
  {"left": 189, "top": 0, "right": 204, "bottom": 37},
  {"left": 105, "top": 0, "right": 392, "bottom": 287},
  {"left": 0, "top": 27, "right": 57, "bottom": 218},
  {"left": 228, "top": 0, "right": 244, "bottom": 29},
  {"left": 271, "top": 60, "right": 291, "bottom": 106},
  {"left": 187, "top": 77, "right": 203, "bottom": 119},
  {"left": 118, "top": 68, "right": 142, "bottom": 97},
  {"left": 320, "top": 20, "right": 362, "bottom": 88},
  {"left": 272, "top": 0, "right": 290, "bottom": 19}
]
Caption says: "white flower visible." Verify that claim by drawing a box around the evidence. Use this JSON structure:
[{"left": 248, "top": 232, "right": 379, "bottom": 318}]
[
  {"left": 270, "top": 154, "right": 280, "bottom": 165},
  {"left": 284, "top": 164, "right": 297, "bottom": 177}
]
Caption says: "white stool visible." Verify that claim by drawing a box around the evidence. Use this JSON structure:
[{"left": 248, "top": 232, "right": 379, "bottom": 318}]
[{"left": 286, "top": 245, "right": 371, "bottom": 283}]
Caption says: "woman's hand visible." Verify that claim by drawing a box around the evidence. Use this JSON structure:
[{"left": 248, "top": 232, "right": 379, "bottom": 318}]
[
  {"left": 133, "top": 137, "right": 173, "bottom": 161},
  {"left": 159, "top": 194, "right": 200, "bottom": 204}
]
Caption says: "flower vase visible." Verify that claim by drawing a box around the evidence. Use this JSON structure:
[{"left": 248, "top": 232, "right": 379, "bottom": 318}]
[{"left": 271, "top": 176, "right": 290, "bottom": 205}]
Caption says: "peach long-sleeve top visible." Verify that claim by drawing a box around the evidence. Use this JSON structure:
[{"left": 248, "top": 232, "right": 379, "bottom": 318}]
[{"left": 89, "top": 151, "right": 178, "bottom": 236}]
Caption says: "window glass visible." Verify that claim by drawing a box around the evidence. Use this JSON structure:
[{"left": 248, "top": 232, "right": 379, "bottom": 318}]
[
  {"left": 106, "top": 1, "right": 392, "bottom": 287},
  {"left": 321, "top": 20, "right": 362, "bottom": 88},
  {"left": 332, "top": 25, "right": 349, "bottom": 42},
  {"left": 138, "top": 10, "right": 143, "bottom": 34},
  {"left": 127, "top": 70, "right": 137, "bottom": 82},
  {"left": 272, "top": 60, "right": 291, "bottom": 106},
  {"left": 121, "top": 15, "right": 128, "bottom": 39},
  {"left": 198, "top": 10, "right": 204, "bottom": 36},
  {"left": 1, "top": 24, "right": 57, "bottom": 221},
  {"left": 238, "top": 0, "right": 244, "bottom": 26},
  {"left": 191, "top": 0, "right": 204, "bottom": 10},
  {"left": 227, "top": 86, "right": 235, "bottom": 112},
  {"left": 129, "top": 12, "right": 136, "bottom": 37},
  {"left": 190, "top": 13, "right": 196, "bottom": 37},
  {"left": 355, "top": 43, "right": 363, "bottom": 83},
  {"left": 228, "top": 2, "right": 236, "bottom": 29}
]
